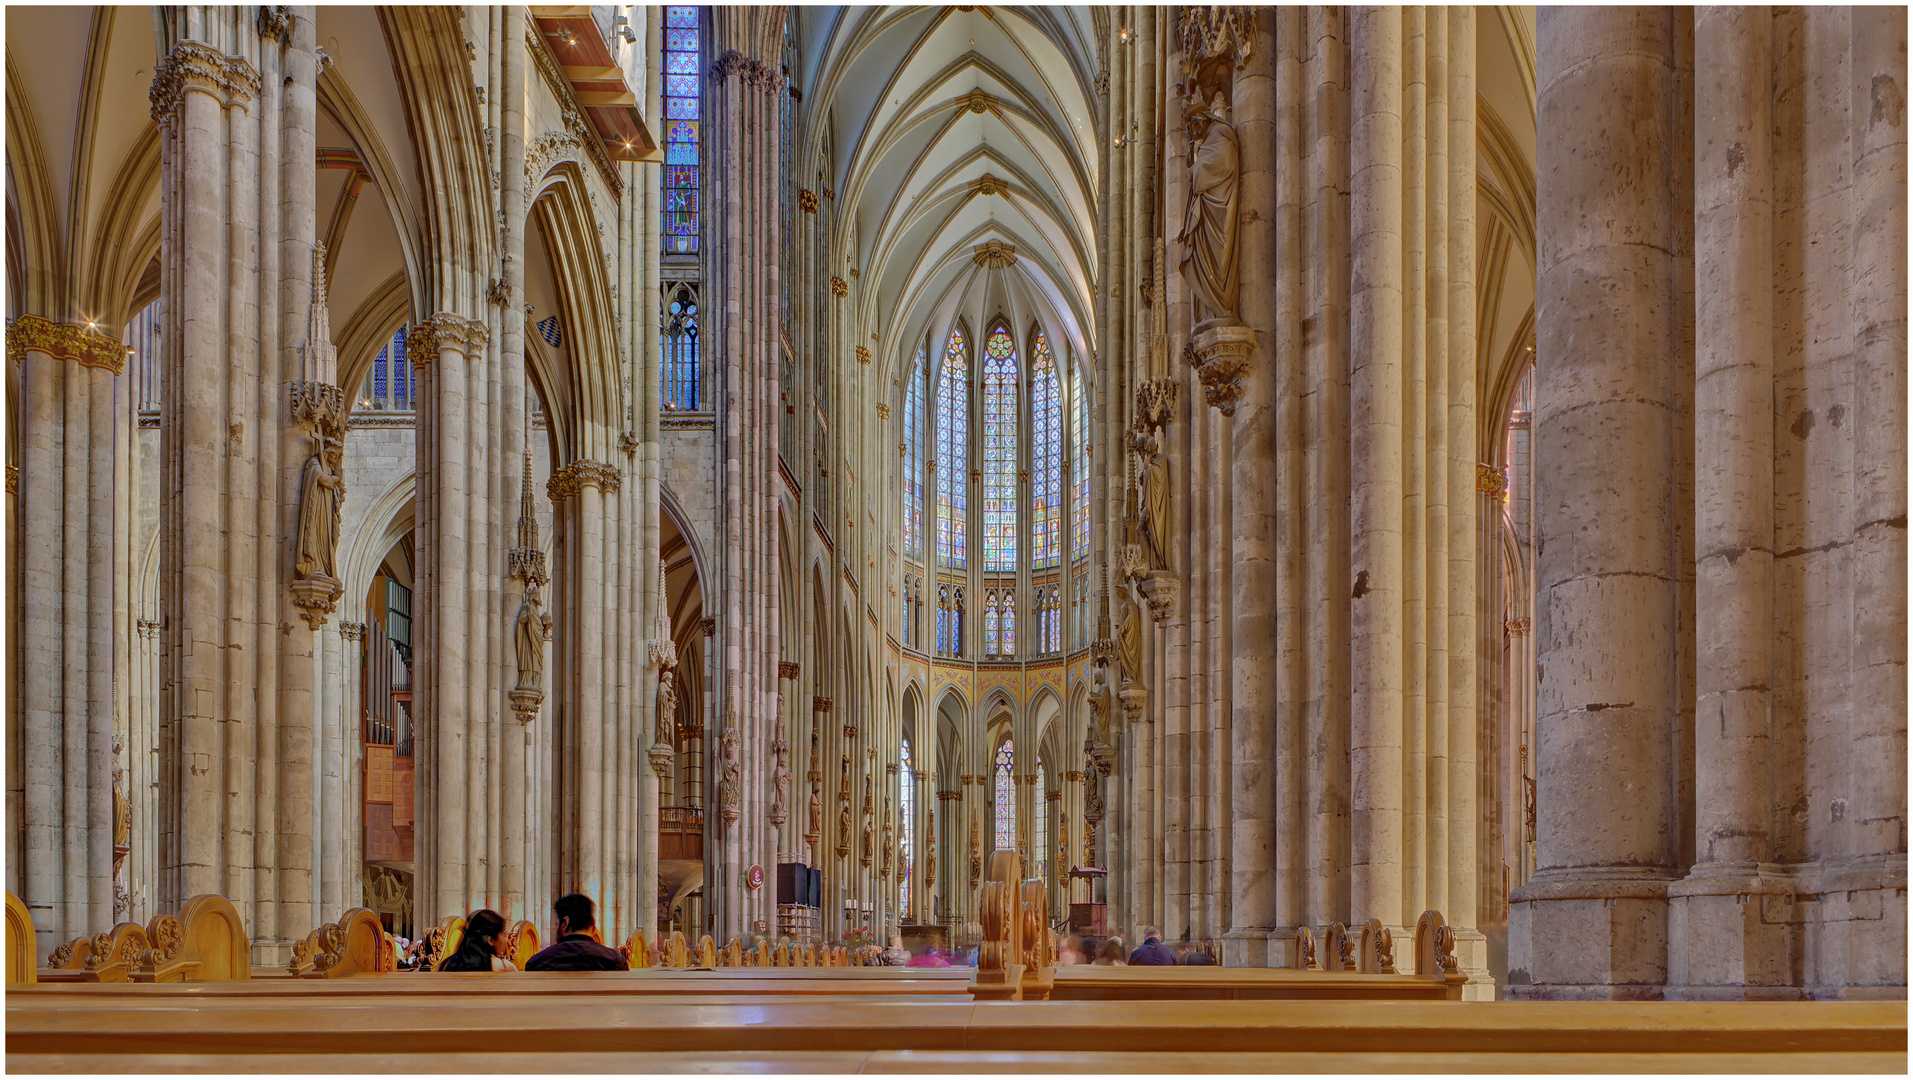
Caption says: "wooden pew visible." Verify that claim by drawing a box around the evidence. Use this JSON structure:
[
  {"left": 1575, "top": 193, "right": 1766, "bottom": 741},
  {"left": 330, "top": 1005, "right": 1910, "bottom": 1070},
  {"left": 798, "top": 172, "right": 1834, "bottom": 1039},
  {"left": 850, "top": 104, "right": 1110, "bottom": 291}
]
[
  {"left": 5, "top": 892, "right": 34, "bottom": 984},
  {"left": 37, "top": 894, "right": 249, "bottom": 984}
]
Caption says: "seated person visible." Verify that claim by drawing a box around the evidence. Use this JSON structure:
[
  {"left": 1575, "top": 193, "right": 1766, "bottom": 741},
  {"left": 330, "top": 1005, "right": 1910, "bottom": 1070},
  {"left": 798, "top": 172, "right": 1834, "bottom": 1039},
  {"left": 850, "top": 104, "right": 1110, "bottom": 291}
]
[
  {"left": 438, "top": 909, "right": 515, "bottom": 971},
  {"left": 525, "top": 893, "right": 628, "bottom": 971},
  {"left": 1128, "top": 926, "right": 1178, "bottom": 966}
]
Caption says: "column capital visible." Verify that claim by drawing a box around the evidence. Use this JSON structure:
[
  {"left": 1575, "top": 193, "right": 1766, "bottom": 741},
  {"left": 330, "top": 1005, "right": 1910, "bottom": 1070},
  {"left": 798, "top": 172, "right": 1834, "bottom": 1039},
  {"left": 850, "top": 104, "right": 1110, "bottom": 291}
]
[
  {"left": 546, "top": 460, "right": 622, "bottom": 502},
  {"left": 7, "top": 314, "right": 125, "bottom": 375}
]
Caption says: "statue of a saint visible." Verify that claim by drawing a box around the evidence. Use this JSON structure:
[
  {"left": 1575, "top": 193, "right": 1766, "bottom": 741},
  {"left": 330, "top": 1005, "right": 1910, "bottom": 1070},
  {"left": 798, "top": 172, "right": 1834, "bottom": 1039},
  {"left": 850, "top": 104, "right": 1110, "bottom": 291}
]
[
  {"left": 1175, "top": 92, "right": 1241, "bottom": 326},
  {"left": 294, "top": 430, "right": 345, "bottom": 581},
  {"left": 1117, "top": 596, "right": 1143, "bottom": 681},
  {"left": 514, "top": 588, "right": 552, "bottom": 691},
  {"left": 1139, "top": 433, "right": 1171, "bottom": 571},
  {"left": 654, "top": 670, "right": 678, "bottom": 746}
]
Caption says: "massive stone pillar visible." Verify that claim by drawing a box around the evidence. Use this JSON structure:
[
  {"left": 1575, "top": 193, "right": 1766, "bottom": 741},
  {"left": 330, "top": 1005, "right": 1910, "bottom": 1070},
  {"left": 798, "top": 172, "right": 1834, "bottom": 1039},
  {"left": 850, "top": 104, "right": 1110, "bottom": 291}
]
[
  {"left": 707, "top": 9, "right": 787, "bottom": 944},
  {"left": 1510, "top": 7, "right": 1689, "bottom": 999},
  {"left": 149, "top": 8, "right": 320, "bottom": 961},
  {"left": 1669, "top": 5, "right": 1790, "bottom": 998},
  {"left": 8, "top": 317, "right": 123, "bottom": 956},
  {"left": 1348, "top": 3, "right": 1406, "bottom": 935}
]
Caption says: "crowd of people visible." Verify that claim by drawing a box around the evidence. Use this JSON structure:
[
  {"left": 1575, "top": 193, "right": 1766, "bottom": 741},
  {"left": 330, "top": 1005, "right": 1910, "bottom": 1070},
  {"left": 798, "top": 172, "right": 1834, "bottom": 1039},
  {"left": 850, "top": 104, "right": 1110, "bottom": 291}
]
[{"left": 400, "top": 902, "right": 1221, "bottom": 972}]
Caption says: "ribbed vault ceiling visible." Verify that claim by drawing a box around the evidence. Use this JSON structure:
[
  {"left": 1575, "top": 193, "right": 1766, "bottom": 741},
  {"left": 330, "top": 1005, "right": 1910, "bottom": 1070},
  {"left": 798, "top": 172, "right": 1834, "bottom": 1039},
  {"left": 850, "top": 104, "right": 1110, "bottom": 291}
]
[{"left": 798, "top": 5, "right": 1101, "bottom": 380}]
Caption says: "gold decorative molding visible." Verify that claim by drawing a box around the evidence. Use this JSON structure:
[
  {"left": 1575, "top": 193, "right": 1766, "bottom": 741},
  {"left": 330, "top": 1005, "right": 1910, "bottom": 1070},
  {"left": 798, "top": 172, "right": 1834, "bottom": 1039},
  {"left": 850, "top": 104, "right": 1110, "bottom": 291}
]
[
  {"left": 7, "top": 315, "right": 126, "bottom": 375},
  {"left": 1478, "top": 462, "right": 1510, "bottom": 503},
  {"left": 972, "top": 240, "right": 1017, "bottom": 269}
]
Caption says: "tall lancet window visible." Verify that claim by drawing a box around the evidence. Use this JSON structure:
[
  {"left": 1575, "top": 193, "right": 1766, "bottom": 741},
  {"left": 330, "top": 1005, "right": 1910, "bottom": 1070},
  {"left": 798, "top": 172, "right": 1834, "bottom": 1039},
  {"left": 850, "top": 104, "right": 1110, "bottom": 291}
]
[
  {"left": 936, "top": 327, "right": 969, "bottom": 569},
  {"left": 981, "top": 326, "right": 1020, "bottom": 572},
  {"left": 994, "top": 739, "right": 1015, "bottom": 853},
  {"left": 1071, "top": 364, "right": 1089, "bottom": 562},
  {"left": 903, "top": 347, "right": 925, "bottom": 562},
  {"left": 900, "top": 739, "right": 915, "bottom": 915},
  {"left": 1035, "top": 757, "right": 1048, "bottom": 883},
  {"left": 661, "top": 284, "right": 699, "bottom": 409},
  {"left": 661, "top": 6, "right": 701, "bottom": 254},
  {"left": 1030, "top": 330, "right": 1062, "bottom": 570}
]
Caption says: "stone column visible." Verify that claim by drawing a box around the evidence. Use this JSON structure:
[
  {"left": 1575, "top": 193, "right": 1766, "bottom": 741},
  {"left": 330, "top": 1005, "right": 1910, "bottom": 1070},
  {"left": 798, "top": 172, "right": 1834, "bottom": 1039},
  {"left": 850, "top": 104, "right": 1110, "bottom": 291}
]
[
  {"left": 1443, "top": 3, "right": 1485, "bottom": 995},
  {"left": 1303, "top": 5, "right": 1352, "bottom": 931},
  {"left": 1669, "top": 6, "right": 1790, "bottom": 997},
  {"left": 1349, "top": 4, "right": 1406, "bottom": 932},
  {"left": 8, "top": 317, "right": 123, "bottom": 955},
  {"left": 1213, "top": 4, "right": 1279, "bottom": 967},
  {"left": 149, "top": 10, "right": 320, "bottom": 960},
  {"left": 1509, "top": 7, "right": 1688, "bottom": 999}
]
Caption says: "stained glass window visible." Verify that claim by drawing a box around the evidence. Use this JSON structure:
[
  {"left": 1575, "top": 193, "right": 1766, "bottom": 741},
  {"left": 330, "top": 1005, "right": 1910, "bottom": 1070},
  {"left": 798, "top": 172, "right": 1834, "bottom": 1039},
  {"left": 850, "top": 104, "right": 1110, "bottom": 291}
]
[
  {"left": 1001, "top": 591, "right": 1016, "bottom": 657},
  {"left": 662, "top": 7, "right": 701, "bottom": 255},
  {"left": 903, "top": 348, "right": 925, "bottom": 562},
  {"left": 936, "top": 328, "right": 969, "bottom": 569},
  {"left": 982, "top": 326, "right": 1020, "bottom": 572},
  {"left": 983, "top": 592, "right": 1000, "bottom": 657},
  {"left": 662, "top": 284, "right": 699, "bottom": 409},
  {"left": 901, "top": 740, "right": 915, "bottom": 915},
  {"left": 1071, "top": 362, "right": 1089, "bottom": 562},
  {"left": 994, "top": 740, "right": 1015, "bottom": 853},
  {"left": 1030, "top": 332, "right": 1061, "bottom": 570}
]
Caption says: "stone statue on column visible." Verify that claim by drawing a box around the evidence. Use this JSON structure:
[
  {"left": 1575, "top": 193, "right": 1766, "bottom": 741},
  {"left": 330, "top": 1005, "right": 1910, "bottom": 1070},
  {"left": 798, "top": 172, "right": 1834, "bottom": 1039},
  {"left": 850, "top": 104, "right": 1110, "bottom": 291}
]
[
  {"left": 293, "top": 429, "right": 345, "bottom": 582},
  {"left": 1116, "top": 596, "right": 1143, "bottom": 684},
  {"left": 1176, "top": 91, "right": 1240, "bottom": 328},
  {"left": 513, "top": 585, "right": 552, "bottom": 692},
  {"left": 770, "top": 689, "right": 791, "bottom": 829},
  {"left": 1138, "top": 432, "right": 1171, "bottom": 572},
  {"left": 717, "top": 723, "right": 741, "bottom": 828}
]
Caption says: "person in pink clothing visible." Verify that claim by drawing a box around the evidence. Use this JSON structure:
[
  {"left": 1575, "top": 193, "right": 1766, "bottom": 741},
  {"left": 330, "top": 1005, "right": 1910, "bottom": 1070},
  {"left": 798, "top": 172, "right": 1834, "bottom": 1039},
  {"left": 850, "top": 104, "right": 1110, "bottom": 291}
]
[{"left": 906, "top": 945, "right": 952, "bottom": 967}]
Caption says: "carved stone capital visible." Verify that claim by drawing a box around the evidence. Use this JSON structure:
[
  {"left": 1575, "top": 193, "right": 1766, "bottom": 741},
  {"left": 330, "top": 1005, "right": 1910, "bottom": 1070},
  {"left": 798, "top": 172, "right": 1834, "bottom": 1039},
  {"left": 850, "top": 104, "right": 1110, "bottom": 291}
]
[
  {"left": 150, "top": 41, "right": 257, "bottom": 124},
  {"left": 8, "top": 314, "right": 126, "bottom": 374},
  {"left": 428, "top": 312, "right": 491, "bottom": 353},
  {"left": 1185, "top": 324, "right": 1257, "bottom": 416},
  {"left": 546, "top": 460, "right": 623, "bottom": 502}
]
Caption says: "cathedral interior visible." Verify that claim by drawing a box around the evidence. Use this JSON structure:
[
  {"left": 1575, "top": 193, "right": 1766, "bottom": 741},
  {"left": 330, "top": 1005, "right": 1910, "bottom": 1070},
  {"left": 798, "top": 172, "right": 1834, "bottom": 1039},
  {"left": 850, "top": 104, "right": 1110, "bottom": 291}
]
[{"left": 1, "top": 3, "right": 1906, "bottom": 1044}]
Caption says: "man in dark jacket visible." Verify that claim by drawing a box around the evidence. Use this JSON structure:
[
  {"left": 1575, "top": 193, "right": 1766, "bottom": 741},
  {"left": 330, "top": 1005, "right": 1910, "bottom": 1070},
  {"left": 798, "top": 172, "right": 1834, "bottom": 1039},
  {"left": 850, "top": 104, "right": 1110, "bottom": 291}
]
[
  {"left": 525, "top": 893, "right": 628, "bottom": 971},
  {"left": 1127, "top": 926, "right": 1178, "bottom": 966}
]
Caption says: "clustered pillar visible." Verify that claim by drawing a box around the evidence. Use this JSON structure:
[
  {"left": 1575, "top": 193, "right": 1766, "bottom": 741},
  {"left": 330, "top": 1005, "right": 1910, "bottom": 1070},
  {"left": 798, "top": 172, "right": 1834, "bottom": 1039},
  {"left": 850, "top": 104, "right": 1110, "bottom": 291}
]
[{"left": 1513, "top": 5, "right": 1906, "bottom": 999}]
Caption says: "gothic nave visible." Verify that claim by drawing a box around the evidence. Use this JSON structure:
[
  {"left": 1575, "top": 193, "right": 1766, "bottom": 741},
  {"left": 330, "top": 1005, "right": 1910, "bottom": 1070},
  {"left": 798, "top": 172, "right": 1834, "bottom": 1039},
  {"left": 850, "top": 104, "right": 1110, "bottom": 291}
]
[{"left": 3, "top": 3, "right": 1905, "bottom": 1007}]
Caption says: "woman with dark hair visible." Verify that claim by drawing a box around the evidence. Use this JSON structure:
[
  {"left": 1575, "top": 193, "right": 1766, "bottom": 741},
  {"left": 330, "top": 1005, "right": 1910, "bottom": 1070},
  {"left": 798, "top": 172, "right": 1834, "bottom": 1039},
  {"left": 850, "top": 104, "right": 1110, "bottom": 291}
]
[{"left": 437, "top": 909, "right": 516, "bottom": 972}]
